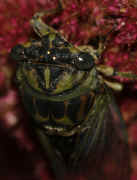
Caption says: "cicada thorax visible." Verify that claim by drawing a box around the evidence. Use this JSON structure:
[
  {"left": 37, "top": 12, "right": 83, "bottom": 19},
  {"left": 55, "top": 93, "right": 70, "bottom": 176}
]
[
  {"left": 21, "top": 62, "right": 87, "bottom": 95},
  {"left": 21, "top": 86, "right": 95, "bottom": 136}
]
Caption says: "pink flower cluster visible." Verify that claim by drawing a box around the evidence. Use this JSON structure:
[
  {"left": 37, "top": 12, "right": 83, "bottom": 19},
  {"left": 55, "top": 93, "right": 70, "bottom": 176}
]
[{"left": 0, "top": 0, "right": 137, "bottom": 180}]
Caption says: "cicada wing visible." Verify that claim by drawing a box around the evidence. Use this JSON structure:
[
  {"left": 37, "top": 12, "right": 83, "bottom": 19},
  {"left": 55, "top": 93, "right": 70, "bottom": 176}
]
[
  {"left": 35, "top": 128, "right": 68, "bottom": 180},
  {"left": 70, "top": 94, "right": 108, "bottom": 165},
  {"left": 70, "top": 91, "right": 130, "bottom": 179},
  {"left": 107, "top": 91, "right": 128, "bottom": 143}
]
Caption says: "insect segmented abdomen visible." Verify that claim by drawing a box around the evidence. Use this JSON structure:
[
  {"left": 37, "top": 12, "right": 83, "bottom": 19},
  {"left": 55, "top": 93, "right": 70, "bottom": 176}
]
[{"left": 22, "top": 88, "right": 95, "bottom": 135}]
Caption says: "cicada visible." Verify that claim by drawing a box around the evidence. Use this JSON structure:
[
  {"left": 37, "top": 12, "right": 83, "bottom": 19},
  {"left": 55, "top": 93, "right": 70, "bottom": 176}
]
[{"left": 10, "top": 11, "right": 132, "bottom": 180}]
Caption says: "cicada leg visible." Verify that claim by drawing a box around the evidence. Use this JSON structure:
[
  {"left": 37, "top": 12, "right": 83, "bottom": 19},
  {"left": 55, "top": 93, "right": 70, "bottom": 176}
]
[
  {"left": 97, "top": 64, "right": 137, "bottom": 79},
  {"left": 96, "top": 64, "right": 137, "bottom": 91},
  {"left": 30, "top": 6, "right": 61, "bottom": 37}
]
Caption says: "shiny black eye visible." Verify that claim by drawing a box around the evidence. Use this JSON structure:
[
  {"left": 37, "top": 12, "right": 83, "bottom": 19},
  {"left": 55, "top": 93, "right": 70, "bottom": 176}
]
[
  {"left": 74, "top": 52, "right": 94, "bottom": 70},
  {"left": 10, "top": 44, "right": 25, "bottom": 61}
]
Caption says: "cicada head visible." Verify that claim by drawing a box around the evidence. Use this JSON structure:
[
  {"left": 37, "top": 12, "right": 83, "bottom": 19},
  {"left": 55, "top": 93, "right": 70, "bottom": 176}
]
[{"left": 11, "top": 35, "right": 95, "bottom": 96}]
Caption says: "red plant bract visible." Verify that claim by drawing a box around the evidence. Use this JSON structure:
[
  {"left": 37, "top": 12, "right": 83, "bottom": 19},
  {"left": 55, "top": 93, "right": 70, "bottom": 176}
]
[{"left": 0, "top": 0, "right": 137, "bottom": 180}]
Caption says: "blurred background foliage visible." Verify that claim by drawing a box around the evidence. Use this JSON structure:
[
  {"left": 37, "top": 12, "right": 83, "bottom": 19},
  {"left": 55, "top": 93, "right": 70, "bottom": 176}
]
[{"left": 0, "top": 0, "right": 137, "bottom": 179}]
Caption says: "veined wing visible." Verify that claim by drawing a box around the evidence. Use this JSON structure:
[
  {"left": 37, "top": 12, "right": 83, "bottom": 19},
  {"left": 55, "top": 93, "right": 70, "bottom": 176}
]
[{"left": 70, "top": 88, "right": 130, "bottom": 179}]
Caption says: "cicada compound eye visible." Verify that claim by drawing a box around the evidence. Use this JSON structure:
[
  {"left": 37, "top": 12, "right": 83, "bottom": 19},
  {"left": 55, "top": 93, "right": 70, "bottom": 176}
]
[
  {"left": 10, "top": 44, "right": 25, "bottom": 62},
  {"left": 74, "top": 52, "right": 95, "bottom": 70}
]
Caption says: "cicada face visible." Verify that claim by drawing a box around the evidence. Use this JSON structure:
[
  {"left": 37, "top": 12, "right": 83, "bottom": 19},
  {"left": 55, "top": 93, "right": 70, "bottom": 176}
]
[{"left": 11, "top": 34, "right": 95, "bottom": 96}]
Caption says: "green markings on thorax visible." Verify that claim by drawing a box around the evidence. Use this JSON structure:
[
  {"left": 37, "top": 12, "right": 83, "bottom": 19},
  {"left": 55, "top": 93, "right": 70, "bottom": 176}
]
[
  {"left": 20, "top": 66, "right": 43, "bottom": 92},
  {"left": 44, "top": 67, "right": 50, "bottom": 89},
  {"left": 21, "top": 67, "right": 98, "bottom": 102}
]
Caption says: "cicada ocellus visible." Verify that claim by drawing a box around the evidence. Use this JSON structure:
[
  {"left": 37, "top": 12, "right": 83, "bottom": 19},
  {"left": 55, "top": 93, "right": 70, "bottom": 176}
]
[{"left": 10, "top": 10, "right": 134, "bottom": 180}]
